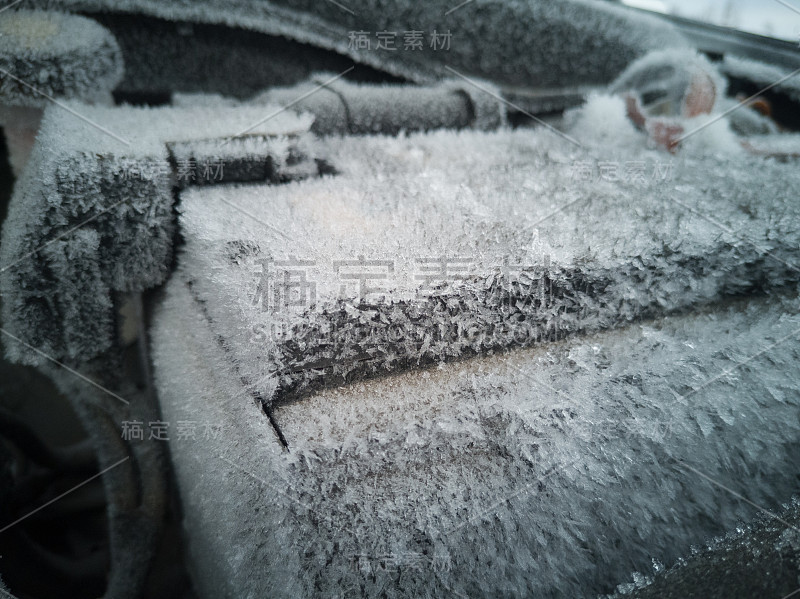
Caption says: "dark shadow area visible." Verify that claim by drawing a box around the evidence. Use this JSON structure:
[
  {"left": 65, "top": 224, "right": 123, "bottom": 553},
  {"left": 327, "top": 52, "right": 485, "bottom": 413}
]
[
  {"left": 91, "top": 13, "right": 404, "bottom": 102},
  {"left": 0, "top": 130, "right": 196, "bottom": 599}
]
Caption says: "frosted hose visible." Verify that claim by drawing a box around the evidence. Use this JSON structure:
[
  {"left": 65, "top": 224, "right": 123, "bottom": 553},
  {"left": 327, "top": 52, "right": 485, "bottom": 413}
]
[{"left": 256, "top": 77, "right": 507, "bottom": 135}]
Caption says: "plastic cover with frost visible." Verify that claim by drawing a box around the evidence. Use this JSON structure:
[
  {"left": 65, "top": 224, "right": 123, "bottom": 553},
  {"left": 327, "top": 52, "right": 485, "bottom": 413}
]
[
  {"left": 21, "top": 0, "right": 688, "bottom": 91},
  {"left": 175, "top": 123, "right": 800, "bottom": 403}
]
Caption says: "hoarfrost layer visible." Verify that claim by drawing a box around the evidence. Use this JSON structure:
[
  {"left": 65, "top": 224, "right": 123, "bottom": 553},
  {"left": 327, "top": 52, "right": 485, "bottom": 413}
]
[
  {"left": 0, "top": 101, "right": 312, "bottom": 363},
  {"left": 153, "top": 282, "right": 800, "bottom": 598},
  {"left": 177, "top": 122, "right": 800, "bottom": 402},
  {"left": 0, "top": 10, "right": 123, "bottom": 107}
]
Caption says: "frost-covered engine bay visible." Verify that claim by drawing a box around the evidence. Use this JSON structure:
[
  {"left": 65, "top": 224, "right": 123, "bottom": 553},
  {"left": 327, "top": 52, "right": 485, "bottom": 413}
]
[{"left": 1, "top": 2, "right": 800, "bottom": 598}]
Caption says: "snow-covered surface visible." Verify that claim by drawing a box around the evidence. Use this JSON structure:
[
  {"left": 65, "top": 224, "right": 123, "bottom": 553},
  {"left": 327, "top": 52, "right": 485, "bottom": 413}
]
[
  {"left": 14, "top": 99, "right": 313, "bottom": 155},
  {"left": 175, "top": 118, "right": 800, "bottom": 403},
  {"left": 0, "top": 100, "right": 313, "bottom": 363},
  {"left": 0, "top": 10, "right": 123, "bottom": 107},
  {"left": 153, "top": 282, "right": 800, "bottom": 597},
  {"left": 4, "top": 81, "right": 799, "bottom": 374},
  {"left": 151, "top": 108, "right": 800, "bottom": 596},
  {"left": 23, "top": 0, "right": 688, "bottom": 88},
  {"left": 746, "top": 133, "right": 800, "bottom": 156}
]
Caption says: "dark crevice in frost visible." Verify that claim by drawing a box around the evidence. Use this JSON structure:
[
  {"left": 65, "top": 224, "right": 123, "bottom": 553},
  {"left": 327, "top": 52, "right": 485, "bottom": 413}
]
[
  {"left": 261, "top": 401, "right": 290, "bottom": 452},
  {"left": 266, "top": 252, "right": 799, "bottom": 406}
]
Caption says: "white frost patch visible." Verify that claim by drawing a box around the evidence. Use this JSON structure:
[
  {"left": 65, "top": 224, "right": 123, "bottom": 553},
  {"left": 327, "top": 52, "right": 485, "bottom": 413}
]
[
  {"left": 680, "top": 114, "right": 744, "bottom": 156},
  {"left": 565, "top": 93, "right": 643, "bottom": 149}
]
